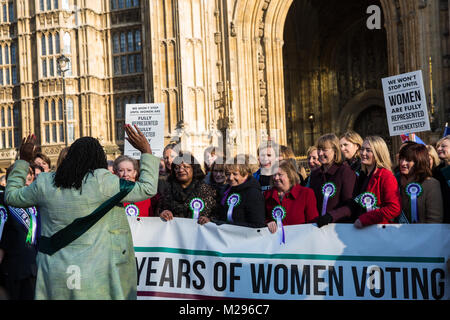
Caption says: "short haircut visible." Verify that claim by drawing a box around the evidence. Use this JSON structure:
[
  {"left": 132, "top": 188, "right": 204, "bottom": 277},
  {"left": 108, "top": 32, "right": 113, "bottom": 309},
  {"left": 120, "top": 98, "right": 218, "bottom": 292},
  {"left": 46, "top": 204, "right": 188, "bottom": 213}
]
[
  {"left": 224, "top": 154, "right": 254, "bottom": 177},
  {"left": 279, "top": 145, "right": 295, "bottom": 159},
  {"left": 399, "top": 143, "right": 432, "bottom": 183},
  {"left": 316, "top": 133, "right": 343, "bottom": 164},
  {"left": 257, "top": 140, "right": 280, "bottom": 157},
  {"left": 276, "top": 160, "right": 300, "bottom": 186},
  {"left": 426, "top": 145, "right": 440, "bottom": 169},
  {"left": 113, "top": 155, "right": 140, "bottom": 178},
  {"left": 33, "top": 152, "right": 51, "bottom": 168},
  {"left": 306, "top": 145, "right": 318, "bottom": 157},
  {"left": 436, "top": 135, "right": 450, "bottom": 149},
  {"left": 170, "top": 151, "right": 205, "bottom": 181}
]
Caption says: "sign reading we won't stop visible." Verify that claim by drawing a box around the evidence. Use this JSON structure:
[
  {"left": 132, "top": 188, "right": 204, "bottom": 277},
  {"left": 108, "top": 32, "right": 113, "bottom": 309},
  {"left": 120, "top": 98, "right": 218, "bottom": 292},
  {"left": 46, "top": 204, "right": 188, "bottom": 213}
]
[{"left": 381, "top": 70, "right": 431, "bottom": 136}]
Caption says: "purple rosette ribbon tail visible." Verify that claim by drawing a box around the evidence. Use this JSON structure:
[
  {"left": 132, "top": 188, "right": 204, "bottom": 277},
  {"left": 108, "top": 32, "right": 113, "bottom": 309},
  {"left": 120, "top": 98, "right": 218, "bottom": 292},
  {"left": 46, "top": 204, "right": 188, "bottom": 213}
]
[
  {"left": 272, "top": 205, "right": 286, "bottom": 245},
  {"left": 321, "top": 182, "right": 337, "bottom": 216},
  {"left": 226, "top": 194, "right": 241, "bottom": 222},
  {"left": 406, "top": 183, "right": 422, "bottom": 223}
]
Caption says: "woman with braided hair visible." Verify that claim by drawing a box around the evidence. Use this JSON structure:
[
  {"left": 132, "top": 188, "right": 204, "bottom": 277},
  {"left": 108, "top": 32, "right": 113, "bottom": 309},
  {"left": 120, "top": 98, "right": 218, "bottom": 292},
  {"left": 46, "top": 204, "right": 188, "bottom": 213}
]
[{"left": 5, "top": 125, "right": 159, "bottom": 300}]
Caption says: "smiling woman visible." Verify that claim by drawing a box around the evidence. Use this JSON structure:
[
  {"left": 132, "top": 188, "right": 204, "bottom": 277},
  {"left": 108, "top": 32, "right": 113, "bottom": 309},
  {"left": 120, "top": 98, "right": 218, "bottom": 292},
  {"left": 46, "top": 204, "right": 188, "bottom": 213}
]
[
  {"left": 213, "top": 154, "right": 266, "bottom": 228},
  {"left": 351, "top": 136, "right": 401, "bottom": 228},
  {"left": 264, "top": 161, "right": 318, "bottom": 234},
  {"left": 397, "top": 143, "right": 443, "bottom": 224},
  {"left": 158, "top": 152, "right": 217, "bottom": 225},
  {"left": 309, "top": 134, "right": 356, "bottom": 227}
]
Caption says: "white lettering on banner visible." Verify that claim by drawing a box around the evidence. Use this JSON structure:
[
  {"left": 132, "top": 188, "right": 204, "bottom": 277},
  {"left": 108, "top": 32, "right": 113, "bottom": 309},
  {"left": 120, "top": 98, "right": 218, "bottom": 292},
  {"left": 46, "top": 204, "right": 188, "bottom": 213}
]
[
  {"left": 381, "top": 70, "right": 431, "bottom": 136},
  {"left": 129, "top": 218, "right": 450, "bottom": 300}
]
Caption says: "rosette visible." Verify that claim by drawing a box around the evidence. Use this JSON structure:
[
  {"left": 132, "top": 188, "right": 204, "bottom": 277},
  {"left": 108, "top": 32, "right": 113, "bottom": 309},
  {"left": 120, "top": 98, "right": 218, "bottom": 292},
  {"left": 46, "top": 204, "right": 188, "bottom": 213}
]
[
  {"left": 272, "top": 205, "right": 286, "bottom": 244},
  {"left": 125, "top": 204, "right": 140, "bottom": 217},
  {"left": 226, "top": 193, "right": 241, "bottom": 222},
  {"left": 190, "top": 198, "right": 205, "bottom": 219},
  {"left": 359, "top": 192, "right": 377, "bottom": 212},
  {"left": 405, "top": 182, "right": 423, "bottom": 223},
  {"left": 320, "top": 182, "right": 337, "bottom": 216}
]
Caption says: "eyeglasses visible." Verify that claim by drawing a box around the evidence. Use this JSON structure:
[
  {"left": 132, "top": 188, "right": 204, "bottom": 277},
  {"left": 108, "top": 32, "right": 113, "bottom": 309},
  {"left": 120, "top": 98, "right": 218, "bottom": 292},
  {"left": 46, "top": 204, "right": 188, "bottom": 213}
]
[{"left": 174, "top": 164, "right": 192, "bottom": 172}]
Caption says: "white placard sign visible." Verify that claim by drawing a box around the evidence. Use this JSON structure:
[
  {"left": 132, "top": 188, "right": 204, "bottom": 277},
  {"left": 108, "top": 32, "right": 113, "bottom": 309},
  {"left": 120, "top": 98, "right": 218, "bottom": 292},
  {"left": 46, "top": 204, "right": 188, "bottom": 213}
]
[
  {"left": 381, "top": 70, "right": 430, "bottom": 136},
  {"left": 124, "top": 103, "right": 165, "bottom": 159}
]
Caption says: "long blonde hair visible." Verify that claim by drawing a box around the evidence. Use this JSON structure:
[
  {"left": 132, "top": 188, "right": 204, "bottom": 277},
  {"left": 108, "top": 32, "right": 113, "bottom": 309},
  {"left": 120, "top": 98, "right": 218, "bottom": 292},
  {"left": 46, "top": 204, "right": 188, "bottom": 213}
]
[{"left": 361, "top": 136, "right": 392, "bottom": 173}]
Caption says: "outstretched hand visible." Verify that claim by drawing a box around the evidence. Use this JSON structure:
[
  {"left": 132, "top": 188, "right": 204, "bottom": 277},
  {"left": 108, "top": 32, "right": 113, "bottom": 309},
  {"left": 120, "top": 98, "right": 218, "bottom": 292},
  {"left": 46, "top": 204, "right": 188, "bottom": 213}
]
[
  {"left": 124, "top": 124, "right": 152, "bottom": 154},
  {"left": 19, "top": 134, "right": 37, "bottom": 162}
]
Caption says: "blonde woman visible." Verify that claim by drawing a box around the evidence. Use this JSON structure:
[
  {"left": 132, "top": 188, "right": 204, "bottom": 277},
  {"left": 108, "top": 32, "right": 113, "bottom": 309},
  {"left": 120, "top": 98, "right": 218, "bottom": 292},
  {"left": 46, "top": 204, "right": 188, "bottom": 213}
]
[
  {"left": 433, "top": 135, "right": 450, "bottom": 223},
  {"left": 353, "top": 136, "right": 401, "bottom": 228},
  {"left": 340, "top": 131, "right": 363, "bottom": 174},
  {"left": 426, "top": 145, "right": 440, "bottom": 170},
  {"left": 309, "top": 133, "right": 357, "bottom": 227}
]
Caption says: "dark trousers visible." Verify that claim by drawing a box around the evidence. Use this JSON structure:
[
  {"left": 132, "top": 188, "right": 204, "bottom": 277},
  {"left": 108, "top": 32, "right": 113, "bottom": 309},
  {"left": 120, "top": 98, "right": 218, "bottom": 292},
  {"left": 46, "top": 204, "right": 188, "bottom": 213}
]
[{"left": 3, "top": 275, "right": 36, "bottom": 300}]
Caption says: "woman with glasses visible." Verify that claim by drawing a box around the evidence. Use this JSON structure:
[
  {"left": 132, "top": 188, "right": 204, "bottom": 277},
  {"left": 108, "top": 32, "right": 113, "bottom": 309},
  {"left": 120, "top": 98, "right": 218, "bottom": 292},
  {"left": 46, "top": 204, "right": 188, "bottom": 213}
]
[
  {"left": 309, "top": 133, "right": 357, "bottom": 227},
  {"left": 352, "top": 136, "right": 401, "bottom": 228},
  {"left": 159, "top": 152, "right": 217, "bottom": 225}
]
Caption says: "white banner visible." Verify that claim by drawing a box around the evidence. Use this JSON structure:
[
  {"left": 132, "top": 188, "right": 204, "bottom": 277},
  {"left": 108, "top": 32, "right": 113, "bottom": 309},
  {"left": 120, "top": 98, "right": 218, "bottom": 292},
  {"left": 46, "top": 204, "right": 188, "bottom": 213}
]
[{"left": 130, "top": 217, "right": 450, "bottom": 300}]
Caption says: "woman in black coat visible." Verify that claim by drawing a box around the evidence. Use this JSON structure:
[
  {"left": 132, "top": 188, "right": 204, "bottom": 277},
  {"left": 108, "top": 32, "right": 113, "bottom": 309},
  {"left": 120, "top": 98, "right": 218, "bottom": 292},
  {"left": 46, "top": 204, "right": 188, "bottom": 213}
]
[
  {"left": 158, "top": 152, "right": 217, "bottom": 224},
  {"left": 212, "top": 154, "right": 266, "bottom": 228}
]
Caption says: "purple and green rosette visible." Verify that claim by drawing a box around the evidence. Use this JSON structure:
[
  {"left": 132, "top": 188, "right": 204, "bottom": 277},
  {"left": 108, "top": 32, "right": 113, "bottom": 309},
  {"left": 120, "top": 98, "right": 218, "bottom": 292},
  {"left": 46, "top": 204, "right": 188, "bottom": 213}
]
[
  {"left": 405, "top": 182, "right": 423, "bottom": 223},
  {"left": 321, "top": 182, "right": 337, "bottom": 216},
  {"left": 25, "top": 207, "right": 37, "bottom": 245},
  {"left": 272, "top": 205, "right": 287, "bottom": 244},
  {"left": 226, "top": 193, "right": 241, "bottom": 222},
  {"left": 125, "top": 203, "right": 140, "bottom": 217},
  {"left": 359, "top": 192, "right": 377, "bottom": 212},
  {"left": 0, "top": 205, "right": 7, "bottom": 241},
  {"left": 190, "top": 197, "right": 205, "bottom": 219}
]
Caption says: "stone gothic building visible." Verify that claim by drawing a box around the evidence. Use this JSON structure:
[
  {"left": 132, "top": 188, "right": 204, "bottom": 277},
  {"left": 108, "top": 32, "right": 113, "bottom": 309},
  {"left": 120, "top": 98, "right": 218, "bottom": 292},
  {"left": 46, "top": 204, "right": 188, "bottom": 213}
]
[{"left": 0, "top": 0, "right": 449, "bottom": 170}]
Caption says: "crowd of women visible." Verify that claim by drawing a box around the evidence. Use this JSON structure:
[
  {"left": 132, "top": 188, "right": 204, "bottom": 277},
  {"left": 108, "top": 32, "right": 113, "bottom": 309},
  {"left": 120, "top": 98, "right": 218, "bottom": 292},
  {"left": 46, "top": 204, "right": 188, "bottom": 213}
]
[
  {"left": 0, "top": 125, "right": 449, "bottom": 300},
  {"left": 155, "top": 131, "right": 449, "bottom": 230}
]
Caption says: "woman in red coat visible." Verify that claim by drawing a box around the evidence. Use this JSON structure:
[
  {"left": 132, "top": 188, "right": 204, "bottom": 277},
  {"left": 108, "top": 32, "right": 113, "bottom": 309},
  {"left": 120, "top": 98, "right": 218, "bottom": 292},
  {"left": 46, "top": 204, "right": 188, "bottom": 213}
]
[
  {"left": 265, "top": 161, "right": 319, "bottom": 233},
  {"left": 353, "top": 136, "right": 401, "bottom": 228},
  {"left": 113, "top": 155, "right": 158, "bottom": 217}
]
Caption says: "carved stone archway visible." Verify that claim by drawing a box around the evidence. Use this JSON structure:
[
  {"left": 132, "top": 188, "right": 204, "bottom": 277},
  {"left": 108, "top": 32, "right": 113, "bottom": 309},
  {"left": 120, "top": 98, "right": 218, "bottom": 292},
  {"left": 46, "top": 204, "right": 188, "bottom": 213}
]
[{"left": 229, "top": 0, "right": 438, "bottom": 155}]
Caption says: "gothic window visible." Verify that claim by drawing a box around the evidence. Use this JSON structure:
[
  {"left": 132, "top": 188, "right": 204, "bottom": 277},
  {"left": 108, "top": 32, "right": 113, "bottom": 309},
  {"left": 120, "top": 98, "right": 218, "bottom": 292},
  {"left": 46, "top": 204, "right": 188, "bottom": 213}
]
[
  {"left": 0, "top": 105, "right": 15, "bottom": 149},
  {"left": 67, "top": 98, "right": 75, "bottom": 142},
  {"left": 41, "top": 32, "right": 60, "bottom": 78},
  {"left": 0, "top": 2, "right": 13, "bottom": 22},
  {"left": 40, "top": 0, "right": 58, "bottom": 11},
  {"left": 42, "top": 98, "right": 65, "bottom": 144},
  {"left": 111, "top": 0, "right": 139, "bottom": 10},
  {"left": 111, "top": 29, "right": 143, "bottom": 75},
  {"left": 0, "top": 42, "right": 17, "bottom": 85},
  {"left": 114, "top": 95, "right": 143, "bottom": 141}
]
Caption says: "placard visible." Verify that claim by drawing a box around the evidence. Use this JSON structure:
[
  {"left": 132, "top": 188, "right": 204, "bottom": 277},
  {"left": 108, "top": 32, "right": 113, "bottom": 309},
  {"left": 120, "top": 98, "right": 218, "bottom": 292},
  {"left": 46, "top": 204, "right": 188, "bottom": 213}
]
[
  {"left": 381, "top": 70, "right": 430, "bottom": 136},
  {"left": 124, "top": 103, "right": 165, "bottom": 159}
]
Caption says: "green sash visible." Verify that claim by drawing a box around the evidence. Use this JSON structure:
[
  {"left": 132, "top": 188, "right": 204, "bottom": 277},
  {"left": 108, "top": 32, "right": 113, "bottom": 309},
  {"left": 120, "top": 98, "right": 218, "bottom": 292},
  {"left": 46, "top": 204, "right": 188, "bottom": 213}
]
[{"left": 39, "top": 179, "right": 135, "bottom": 256}]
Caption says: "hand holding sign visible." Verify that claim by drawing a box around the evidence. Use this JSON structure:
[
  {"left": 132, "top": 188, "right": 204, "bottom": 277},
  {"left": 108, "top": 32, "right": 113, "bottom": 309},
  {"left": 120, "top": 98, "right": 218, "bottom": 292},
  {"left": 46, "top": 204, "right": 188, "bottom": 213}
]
[{"left": 124, "top": 124, "right": 152, "bottom": 155}]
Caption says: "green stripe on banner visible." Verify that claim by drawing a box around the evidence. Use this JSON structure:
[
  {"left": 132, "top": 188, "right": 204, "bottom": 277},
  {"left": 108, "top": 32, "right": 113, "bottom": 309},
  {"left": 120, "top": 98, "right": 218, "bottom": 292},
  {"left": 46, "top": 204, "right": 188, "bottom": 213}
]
[{"left": 134, "top": 246, "right": 444, "bottom": 263}]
